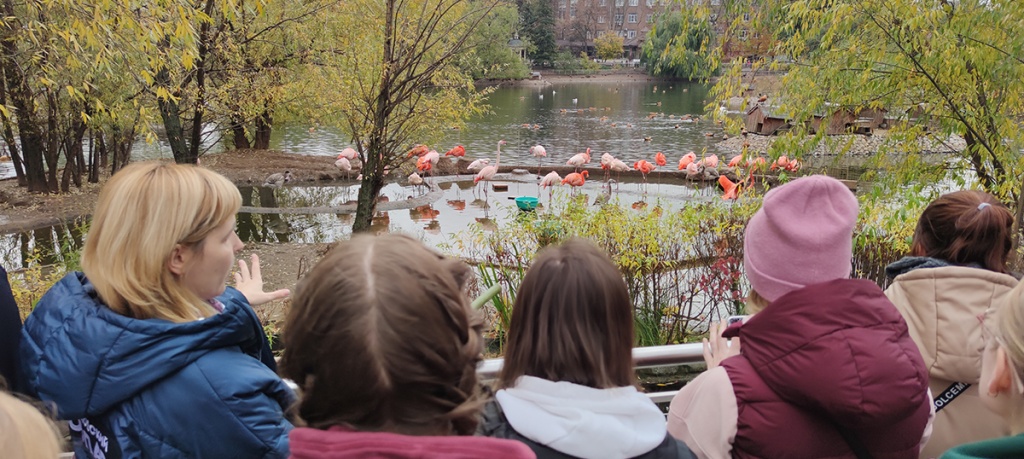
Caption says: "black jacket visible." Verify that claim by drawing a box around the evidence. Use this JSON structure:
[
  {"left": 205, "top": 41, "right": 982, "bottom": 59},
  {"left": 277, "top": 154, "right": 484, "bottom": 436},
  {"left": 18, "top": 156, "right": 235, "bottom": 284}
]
[{"left": 0, "top": 265, "right": 20, "bottom": 391}]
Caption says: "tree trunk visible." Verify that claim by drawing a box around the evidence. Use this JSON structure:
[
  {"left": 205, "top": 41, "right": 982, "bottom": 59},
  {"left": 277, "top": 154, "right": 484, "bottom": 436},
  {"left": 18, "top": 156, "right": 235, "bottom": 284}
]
[
  {"left": 88, "top": 128, "right": 99, "bottom": 183},
  {"left": 155, "top": 67, "right": 190, "bottom": 163},
  {"left": 253, "top": 110, "right": 272, "bottom": 150},
  {"left": 231, "top": 119, "right": 251, "bottom": 150},
  {"left": 0, "top": 0, "right": 47, "bottom": 192}
]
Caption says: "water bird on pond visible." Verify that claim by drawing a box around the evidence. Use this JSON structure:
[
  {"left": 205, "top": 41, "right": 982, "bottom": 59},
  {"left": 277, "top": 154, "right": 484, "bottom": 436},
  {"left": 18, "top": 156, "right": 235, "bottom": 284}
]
[
  {"left": 467, "top": 158, "right": 490, "bottom": 173},
  {"left": 540, "top": 171, "right": 562, "bottom": 203},
  {"left": 406, "top": 144, "right": 429, "bottom": 158},
  {"left": 407, "top": 172, "right": 425, "bottom": 194},
  {"left": 727, "top": 155, "right": 744, "bottom": 168},
  {"left": 608, "top": 159, "right": 629, "bottom": 187},
  {"left": 633, "top": 160, "right": 655, "bottom": 188},
  {"left": 264, "top": 170, "right": 292, "bottom": 187},
  {"left": 677, "top": 152, "right": 697, "bottom": 170},
  {"left": 473, "top": 139, "right": 505, "bottom": 194},
  {"left": 561, "top": 170, "right": 588, "bottom": 195},
  {"left": 334, "top": 157, "right": 353, "bottom": 179},
  {"left": 338, "top": 147, "right": 358, "bottom": 160},
  {"left": 719, "top": 176, "right": 742, "bottom": 201},
  {"left": 684, "top": 162, "right": 702, "bottom": 180},
  {"left": 654, "top": 152, "right": 667, "bottom": 167},
  {"left": 700, "top": 154, "right": 719, "bottom": 169},
  {"left": 530, "top": 144, "right": 547, "bottom": 176},
  {"left": 416, "top": 150, "right": 439, "bottom": 175},
  {"left": 566, "top": 148, "right": 591, "bottom": 171},
  {"left": 643, "top": 137, "right": 652, "bottom": 142},
  {"left": 444, "top": 145, "right": 465, "bottom": 158}
]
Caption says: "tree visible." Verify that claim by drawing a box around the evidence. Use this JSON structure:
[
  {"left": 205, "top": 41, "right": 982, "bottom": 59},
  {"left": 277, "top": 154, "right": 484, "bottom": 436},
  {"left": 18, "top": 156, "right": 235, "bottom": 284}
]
[
  {"left": 459, "top": 2, "right": 530, "bottom": 80},
  {"left": 641, "top": 11, "right": 718, "bottom": 79},
  {"left": 306, "top": 0, "right": 498, "bottom": 232},
  {"left": 594, "top": 31, "right": 624, "bottom": 61},
  {"left": 520, "top": 0, "right": 556, "bottom": 65}
]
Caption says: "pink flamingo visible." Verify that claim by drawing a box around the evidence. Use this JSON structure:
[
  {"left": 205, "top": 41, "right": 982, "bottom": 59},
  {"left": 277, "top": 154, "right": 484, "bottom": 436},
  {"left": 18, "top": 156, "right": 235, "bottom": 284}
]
[
  {"left": 530, "top": 144, "right": 547, "bottom": 176},
  {"left": 407, "top": 144, "right": 429, "bottom": 158},
  {"left": 701, "top": 154, "right": 719, "bottom": 169},
  {"left": 334, "top": 156, "right": 353, "bottom": 180},
  {"left": 654, "top": 152, "right": 667, "bottom": 167},
  {"left": 561, "top": 170, "right": 589, "bottom": 195},
  {"left": 677, "top": 152, "right": 697, "bottom": 170},
  {"left": 634, "top": 159, "right": 655, "bottom": 191},
  {"left": 473, "top": 140, "right": 505, "bottom": 195},
  {"left": 608, "top": 159, "right": 629, "bottom": 188},
  {"left": 727, "top": 155, "right": 744, "bottom": 168},
  {"left": 445, "top": 145, "right": 466, "bottom": 158},
  {"left": 339, "top": 147, "right": 358, "bottom": 161},
  {"left": 566, "top": 148, "right": 591, "bottom": 172},
  {"left": 467, "top": 158, "right": 490, "bottom": 173},
  {"left": 600, "top": 153, "right": 616, "bottom": 181},
  {"left": 719, "top": 176, "right": 740, "bottom": 200},
  {"left": 540, "top": 171, "right": 562, "bottom": 203}
]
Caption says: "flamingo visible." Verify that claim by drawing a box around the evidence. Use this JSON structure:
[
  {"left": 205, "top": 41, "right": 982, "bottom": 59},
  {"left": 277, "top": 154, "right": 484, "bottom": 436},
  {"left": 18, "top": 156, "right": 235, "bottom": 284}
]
[
  {"left": 654, "top": 152, "right": 667, "bottom": 167},
  {"left": 727, "top": 155, "right": 744, "bottom": 168},
  {"left": 701, "top": 154, "right": 719, "bottom": 169},
  {"left": 530, "top": 144, "right": 547, "bottom": 176},
  {"left": 600, "top": 153, "right": 616, "bottom": 181},
  {"left": 719, "top": 176, "right": 740, "bottom": 200},
  {"left": 407, "top": 144, "right": 429, "bottom": 158},
  {"left": 334, "top": 157, "right": 353, "bottom": 179},
  {"left": 566, "top": 148, "right": 591, "bottom": 171},
  {"left": 785, "top": 159, "right": 801, "bottom": 172},
  {"left": 417, "top": 150, "right": 440, "bottom": 177},
  {"left": 467, "top": 158, "right": 490, "bottom": 173},
  {"left": 684, "top": 162, "right": 701, "bottom": 179},
  {"left": 634, "top": 160, "right": 655, "bottom": 189},
  {"left": 678, "top": 152, "right": 697, "bottom": 170},
  {"left": 264, "top": 170, "right": 292, "bottom": 188},
  {"left": 473, "top": 139, "right": 505, "bottom": 194},
  {"left": 408, "top": 172, "right": 425, "bottom": 194},
  {"left": 608, "top": 159, "right": 629, "bottom": 187},
  {"left": 770, "top": 155, "right": 790, "bottom": 171},
  {"left": 561, "top": 170, "right": 588, "bottom": 195},
  {"left": 540, "top": 171, "right": 562, "bottom": 203},
  {"left": 444, "top": 145, "right": 466, "bottom": 158},
  {"left": 339, "top": 147, "right": 358, "bottom": 160}
]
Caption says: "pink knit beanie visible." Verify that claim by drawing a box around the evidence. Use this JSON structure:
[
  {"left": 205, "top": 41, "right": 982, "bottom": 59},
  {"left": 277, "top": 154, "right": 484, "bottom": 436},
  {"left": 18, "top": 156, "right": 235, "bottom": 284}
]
[{"left": 743, "top": 175, "right": 859, "bottom": 302}]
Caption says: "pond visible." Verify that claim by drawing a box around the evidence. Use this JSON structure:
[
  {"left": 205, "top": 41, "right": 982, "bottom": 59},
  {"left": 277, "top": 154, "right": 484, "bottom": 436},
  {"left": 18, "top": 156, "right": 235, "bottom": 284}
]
[{"left": 0, "top": 78, "right": 723, "bottom": 181}]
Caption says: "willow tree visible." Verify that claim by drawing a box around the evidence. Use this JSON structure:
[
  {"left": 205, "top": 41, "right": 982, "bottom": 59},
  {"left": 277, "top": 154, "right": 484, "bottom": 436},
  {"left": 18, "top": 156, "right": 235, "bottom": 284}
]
[{"left": 305, "top": 0, "right": 498, "bottom": 232}]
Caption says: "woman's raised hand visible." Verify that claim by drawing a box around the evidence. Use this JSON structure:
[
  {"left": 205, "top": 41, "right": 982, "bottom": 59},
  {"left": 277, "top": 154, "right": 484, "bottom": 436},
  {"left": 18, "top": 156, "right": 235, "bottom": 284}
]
[
  {"left": 234, "top": 254, "right": 291, "bottom": 306},
  {"left": 702, "top": 319, "right": 741, "bottom": 369}
]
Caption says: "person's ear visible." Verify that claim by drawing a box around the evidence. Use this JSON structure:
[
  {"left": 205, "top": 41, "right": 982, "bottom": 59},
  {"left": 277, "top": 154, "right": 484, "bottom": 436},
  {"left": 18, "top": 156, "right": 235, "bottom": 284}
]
[
  {"left": 988, "top": 346, "right": 1014, "bottom": 397},
  {"left": 168, "top": 244, "right": 192, "bottom": 277}
]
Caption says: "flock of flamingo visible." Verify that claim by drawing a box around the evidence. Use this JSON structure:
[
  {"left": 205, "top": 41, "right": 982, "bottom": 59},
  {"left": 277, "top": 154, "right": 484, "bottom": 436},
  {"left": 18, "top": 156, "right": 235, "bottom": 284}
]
[{"left": 332, "top": 139, "right": 802, "bottom": 203}]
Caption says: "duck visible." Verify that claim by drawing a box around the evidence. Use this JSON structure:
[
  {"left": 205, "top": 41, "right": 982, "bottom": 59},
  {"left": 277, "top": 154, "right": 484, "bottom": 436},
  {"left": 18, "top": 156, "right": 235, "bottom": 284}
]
[{"left": 264, "top": 170, "right": 292, "bottom": 187}]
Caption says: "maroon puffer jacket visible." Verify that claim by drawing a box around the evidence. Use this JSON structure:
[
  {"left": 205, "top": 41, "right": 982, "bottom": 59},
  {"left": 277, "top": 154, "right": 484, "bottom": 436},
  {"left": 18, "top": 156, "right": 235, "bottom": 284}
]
[{"left": 720, "top": 278, "right": 931, "bottom": 459}]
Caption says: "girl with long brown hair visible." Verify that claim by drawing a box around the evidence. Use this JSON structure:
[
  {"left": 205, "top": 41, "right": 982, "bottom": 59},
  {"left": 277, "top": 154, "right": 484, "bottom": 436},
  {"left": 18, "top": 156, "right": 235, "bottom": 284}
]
[
  {"left": 479, "top": 238, "right": 695, "bottom": 459},
  {"left": 280, "top": 234, "right": 533, "bottom": 459}
]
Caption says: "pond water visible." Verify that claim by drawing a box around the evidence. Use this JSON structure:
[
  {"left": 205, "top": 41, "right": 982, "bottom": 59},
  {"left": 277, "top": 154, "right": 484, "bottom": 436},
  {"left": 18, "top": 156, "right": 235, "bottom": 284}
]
[
  {"left": 0, "top": 79, "right": 722, "bottom": 181},
  {"left": 2, "top": 79, "right": 737, "bottom": 266}
]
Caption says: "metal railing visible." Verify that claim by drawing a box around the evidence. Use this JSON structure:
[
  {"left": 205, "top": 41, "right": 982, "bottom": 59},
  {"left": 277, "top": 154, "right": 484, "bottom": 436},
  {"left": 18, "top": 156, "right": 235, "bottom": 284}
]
[{"left": 478, "top": 343, "right": 705, "bottom": 404}]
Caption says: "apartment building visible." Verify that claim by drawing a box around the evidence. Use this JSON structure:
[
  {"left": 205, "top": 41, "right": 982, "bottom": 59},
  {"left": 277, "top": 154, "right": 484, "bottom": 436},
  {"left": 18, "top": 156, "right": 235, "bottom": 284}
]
[{"left": 551, "top": 0, "right": 769, "bottom": 60}]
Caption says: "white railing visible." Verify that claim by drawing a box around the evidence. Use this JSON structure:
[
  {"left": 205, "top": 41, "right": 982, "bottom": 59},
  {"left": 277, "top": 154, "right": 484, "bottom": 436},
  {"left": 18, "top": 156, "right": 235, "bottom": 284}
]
[{"left": 478, "top": 343, "right": 705, "bottom": 404}]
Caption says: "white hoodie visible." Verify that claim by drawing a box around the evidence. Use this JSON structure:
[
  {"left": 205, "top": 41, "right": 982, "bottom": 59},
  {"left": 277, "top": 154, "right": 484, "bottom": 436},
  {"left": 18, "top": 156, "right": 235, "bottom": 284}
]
[{"left": 495, "top": 376, "right": 667, "bottom": 459}]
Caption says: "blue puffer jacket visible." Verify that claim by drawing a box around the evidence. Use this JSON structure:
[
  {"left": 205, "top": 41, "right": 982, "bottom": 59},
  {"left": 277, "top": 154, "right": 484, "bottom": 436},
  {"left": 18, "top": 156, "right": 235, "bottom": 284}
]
[{"left": 20, "top": 272, "right": 295, "bottom": 458}]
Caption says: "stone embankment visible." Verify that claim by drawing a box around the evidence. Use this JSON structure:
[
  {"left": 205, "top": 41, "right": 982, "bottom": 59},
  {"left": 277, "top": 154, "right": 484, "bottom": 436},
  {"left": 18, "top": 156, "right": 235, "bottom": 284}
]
[{"left": 715, "top": 132, "right": 966, "bottom": 158}]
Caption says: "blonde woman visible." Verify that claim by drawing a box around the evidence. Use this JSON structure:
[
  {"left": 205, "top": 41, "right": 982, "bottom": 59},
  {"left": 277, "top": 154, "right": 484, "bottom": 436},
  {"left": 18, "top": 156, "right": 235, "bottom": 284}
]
[
  {"left": 0, "top": 390, "right": 62, "bottom": 459},
  {"left": 21, "top": 162, "right": 294, "bottom": 458},
  {"left": 942, "top": 281, "right": 1024, "bottom": 457}
]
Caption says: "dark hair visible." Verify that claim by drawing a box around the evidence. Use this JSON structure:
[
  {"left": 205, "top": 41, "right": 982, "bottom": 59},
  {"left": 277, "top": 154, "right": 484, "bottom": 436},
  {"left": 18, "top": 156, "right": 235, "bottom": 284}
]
[
  {"left": 910, "top": 190, "right": 1013, "bottom": 273},
  {"left": 498, "top": 238, "right": 635, "bottom": 389},
  {"left": 279, "top": 234, "right": 484, "bottom": 436}
]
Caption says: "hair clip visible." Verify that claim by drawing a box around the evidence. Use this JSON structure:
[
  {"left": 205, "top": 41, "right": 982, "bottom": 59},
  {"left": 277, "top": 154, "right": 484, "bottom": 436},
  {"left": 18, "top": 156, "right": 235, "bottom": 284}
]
[{"left": 978, "top": 202, "right": 991, "bottom": 210}]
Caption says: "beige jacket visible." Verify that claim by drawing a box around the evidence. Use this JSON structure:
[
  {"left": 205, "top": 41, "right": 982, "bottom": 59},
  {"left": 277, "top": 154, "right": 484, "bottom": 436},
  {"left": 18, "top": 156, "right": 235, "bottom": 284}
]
[{"left": 885, "top": 265, "right": 1018, "bottom": 458}]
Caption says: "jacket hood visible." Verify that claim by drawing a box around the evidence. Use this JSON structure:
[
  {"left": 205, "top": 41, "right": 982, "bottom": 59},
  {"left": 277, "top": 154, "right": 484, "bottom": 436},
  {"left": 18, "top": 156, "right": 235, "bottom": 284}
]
[
  {"left": 885, "top": 264, "right": 1019, "bottom": 383},
  {"left": 727, "top": 278, "right": 928, "bottom": 429},
  {"left": 21, "top": 273, "right": 268, "bottom": 419},
  {"left": 496, "top": 376, "right": 666, "bottom": 459}
]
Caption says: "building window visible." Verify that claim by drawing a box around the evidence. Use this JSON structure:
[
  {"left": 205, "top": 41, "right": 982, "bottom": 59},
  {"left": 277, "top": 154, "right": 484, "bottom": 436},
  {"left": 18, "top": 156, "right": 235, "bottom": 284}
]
[
  {"left": 629, "top": 0, "right": 638, "bottom": 6},
  {"left": 738, "top": 29, "right": 748, "bottom": 40},
  {"left": 646, "top": 0, "right": 655, "bottom": 6},
  {"left": 600, "top": 0, "right": 606, "bottom": 5},
  {"left": 646, "top": 14, "right": 653, "bottom": 23},
  {"left": 615, "top": 0, "right": 624, "bottom": 6},
  {"left": 598, "top": 15, "right": 606, "bottom": 23},
  {"left": 570, "top": 7, "right": 576, "bottom": 17},
  {"left": 559, "top": 0, "right": 566, "bottom": 6},
  {"left": 627, "top": 30, "right": 636, "bottom": 39},
  {"left": 614, "top": 13, "right": 623, "bottom": 24},
  {"left": 558, "top": 9, "right": 565, "bottom": 19},
  {"left": 743, "top": 12, "right": 751, "bottom": 21},
  {"left": 710, "top": 0, "right": 720, "bottom": 4},
  {"left": 571, "top": 0, "right": 578, "bottom": 3},
  {"left": 586, "top": 31, "right": 593, "bottom": 39},
  {"left": 628, "top": 13, "right": 637, "bottom": 23}
]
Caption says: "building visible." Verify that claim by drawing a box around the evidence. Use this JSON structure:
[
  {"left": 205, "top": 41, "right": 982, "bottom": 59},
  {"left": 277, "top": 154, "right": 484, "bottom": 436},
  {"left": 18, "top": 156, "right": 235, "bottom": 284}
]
[{"left": 551, "top": 0, "right": 772, "bottom": 61}]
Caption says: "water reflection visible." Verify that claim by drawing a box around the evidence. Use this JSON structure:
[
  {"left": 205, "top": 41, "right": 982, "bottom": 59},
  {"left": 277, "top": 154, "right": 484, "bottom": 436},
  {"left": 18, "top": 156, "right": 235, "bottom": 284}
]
[{"left": 0, "top": 218, "right": 87, "bottom": 269}]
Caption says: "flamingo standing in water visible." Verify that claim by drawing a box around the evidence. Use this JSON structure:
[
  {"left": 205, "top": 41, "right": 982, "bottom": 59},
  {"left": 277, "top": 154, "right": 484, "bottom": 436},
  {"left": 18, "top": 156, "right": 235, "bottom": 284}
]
[
  {"left": 654, "top": 152, "right": 667, "bottom": 167},
  {"left": 408, "top": 172, "right": 425, "bottom": 194},
  {"left": 445, "top": 145, "right": 466, "bottom": 158},
  {"left": 467, "top": 158, "right": 490, "bottom": 173},
  {"left": 473, "top": 140, "right": 506, "bottom": 195},
  {"left": 334, "top": 156, "right": 353, "bottom": 180},
  {"left": 407, "top": 144, "right": 429, "bottom": 158},
  {"left": 608, "top": 159, "right": 629, "bottom": 188},
  {"left": 719, "top": 176, "right": 741, "bottom": 200},
  {"left": 561, "top": 170, "right": 588, "bottom": 196},
  {"left": 339, "top": 147, "right": 358, "bottom": 161},
  {"left": 600, "top": 153, "right": 616, "bottom": 181},
  {"left": 566, "top": 148, "right": 591, "bottom": 172},
  {"left": 540, "top": 171, "right": 562, "bottom": 204},
  {"left": 634, "top": 160, "right": 655, "bottom": 191},
  {"left": 530, "top": 144, "right": 547, "bottom": 176}
]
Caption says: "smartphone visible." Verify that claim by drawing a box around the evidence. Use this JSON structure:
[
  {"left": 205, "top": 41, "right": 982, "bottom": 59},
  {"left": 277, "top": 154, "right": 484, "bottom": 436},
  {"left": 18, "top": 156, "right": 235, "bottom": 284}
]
[{"left": 727, "top": 315, "right": 749, "bottom": 326}]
